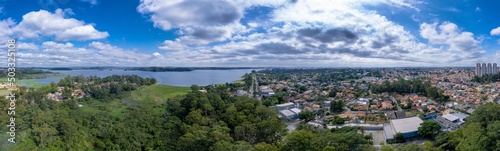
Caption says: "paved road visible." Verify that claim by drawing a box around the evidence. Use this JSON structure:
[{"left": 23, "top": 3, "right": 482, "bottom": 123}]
[
  {"left": 248, "top": 74, "right": 260, "bottom": 99},
  {"left": 390, "top": 96, "right": 403, "bottom": 111},
  {"left": 249, "top": 74, "right": 254, "bottom": 98},
  {"left": 253, "top": 74, "right": 261, "bottom": 100},
  {"left": 327, "top": 123, "right": 384, "bottom": 129}
]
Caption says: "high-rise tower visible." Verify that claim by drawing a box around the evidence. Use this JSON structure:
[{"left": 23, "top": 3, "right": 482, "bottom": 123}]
[
  {"left": 477, "top": 63, "right": 482, "bottom": 76},
  {"left": 488, "top": 63, "right": 493, "bottom": 75},
  {"left": 482, "top": 63, "right": 487, "bottom": 75},
  {"left": 494, "top": 63, "right": 498, "bottom": 74}
]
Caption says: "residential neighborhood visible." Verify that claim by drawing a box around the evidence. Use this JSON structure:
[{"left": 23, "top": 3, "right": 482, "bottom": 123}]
[{"left": 245, "top": 67, "right": 495, "bottom": 146}]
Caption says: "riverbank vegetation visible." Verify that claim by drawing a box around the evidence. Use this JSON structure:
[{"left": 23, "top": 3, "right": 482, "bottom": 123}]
[{"left": 0, "top": 74, "right": 378, "bottom": 150}]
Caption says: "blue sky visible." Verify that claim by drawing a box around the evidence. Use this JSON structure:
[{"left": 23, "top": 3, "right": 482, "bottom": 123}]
[{"left": 0, "top": 0, "right": 500, "bottom": 67}]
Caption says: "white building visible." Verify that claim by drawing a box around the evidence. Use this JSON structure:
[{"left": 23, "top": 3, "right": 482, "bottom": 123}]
[
  {"left": 436, "top": 113, "right": 468, "bottom": 131},
  {"left": 384, "top": 116, "right": 424, "bottom": 140},
  {"left": 276, "top": 102, "right": 295, "bottom": 110}
]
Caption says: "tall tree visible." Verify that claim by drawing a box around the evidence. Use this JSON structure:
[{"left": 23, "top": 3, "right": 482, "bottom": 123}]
[
  {"left": 418, "top": 120, "right": 442, "bottom": 138},
  {"left": 299, "top": 110, "right": 316, "bottom": 122},
  {"left": 330, "top": 100, "right": 344, "bottom": 113}
]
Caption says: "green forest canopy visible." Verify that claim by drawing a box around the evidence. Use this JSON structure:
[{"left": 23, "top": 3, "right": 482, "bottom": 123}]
[{"left": 0, "top": 74, "right": 379, "bottom": 150}]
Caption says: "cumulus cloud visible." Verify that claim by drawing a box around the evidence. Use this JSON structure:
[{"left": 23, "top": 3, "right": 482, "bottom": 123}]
[
  {"left": 0, "top": 41, "right": 168, "bottom": 67},
  {"left": 137, "top": 0, "right": 241, "bottom": 30},
  {"left": 491, "top": 27, "right": 500, "bottom": 36},
  {"left": 137, "top": 0, "right": 243, "bottom": 44},
  {"left": 11, "top": 9, "right": 108, "bottom": 41},
  {"left": 148, "top": 0, "right": 485, "bottom": 67},
  {"left": 297, "top": 28, "right": 358, "bottom": 44},
  {"left": 17, "top": 42, "right": 39, "bottom": 51},
  {"left": 137, "top": 0, "right": 294, "bottom": 45},
  {"left": 0, "top": 18, "right": 15, "bottom": 42},
  {"left": 420, "top": 22, "right": 484, "bottom": 59},
  {"left": 0, "top": 0, "right": 487, "bottom": 67}
]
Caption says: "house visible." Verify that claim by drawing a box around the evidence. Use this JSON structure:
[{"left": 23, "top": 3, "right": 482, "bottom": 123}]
[
  {"left": 72, "top": 89, "right": 85, "bottom": 98},
  {"left": 47, "top": 92, "right": 63, "bottom": 101},
  {"left": 381, "top": 101, "right": 393, "bottom": 110},
  {"left": 260, "top": 86, "right": 275, "bottom": 97},
  {"left": 358, "top": 104, "right": 369, "bottom": 111},
  {"left": 436, "top": 113, "right": 468, "bottom": 131},
  {"left": 236, "top": 90, "right": 248, "bottom": 96},
  {"left": 340, "top": 111, "right": 355, "bottom": 119},
  {"left": 357, "top": 111, "right": 366, "bottom": 117},
  {"left": 385, "top": 111, "right": 406, "bottom": 120},
  {"left": 427, "top": 104, "right": 436, "bottom": 110}
]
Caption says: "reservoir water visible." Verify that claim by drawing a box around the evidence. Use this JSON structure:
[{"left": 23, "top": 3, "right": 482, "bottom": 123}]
[{"left": 34, "top": 69, "right": 255, "bottom": 87}]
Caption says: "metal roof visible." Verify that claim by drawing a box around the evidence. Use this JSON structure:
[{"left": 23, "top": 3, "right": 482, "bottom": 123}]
[
  {"left": 383, "top": 123, "right": 395, "bottom": 139},
  {"left": 280, "top": 110, "right": 295, "bottom": 117},
  {"left": 290, "top": 108, "right": 302, "bottom": 114},
  {"left": 390, "top": 116, "right": 424, "bottom": 134},
  {"left": 276, "top": 102, "right": 294, "bottom": 107},
  {"left": 443, "top": 114, "right": 459, "bottom": 122}
]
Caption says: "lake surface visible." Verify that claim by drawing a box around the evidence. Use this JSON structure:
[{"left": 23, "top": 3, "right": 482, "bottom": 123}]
[{"left": 34, "top": 69, "right": 255, "bottom": 87}]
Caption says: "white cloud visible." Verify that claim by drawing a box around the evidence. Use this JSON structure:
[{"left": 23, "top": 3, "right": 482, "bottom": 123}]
[
  {"left": 0, "top": 41, "right": 168, "bottom": 67},
  {"left": 17, "top": 42, "right": 39, "bottom": 51},
  {"left": 56, "top": 25, "right": 109, "bottom": 41},
  {"left": 491, "top": 27, "right": 500, "bottom": 36},
  {"left": 149, "top": 0, "right": 484, "bottom": 67},
  {"left": 41, "top": 41, "right": 92, "bottom": 56},
  {"left": 137, "top": 0, "right": 242, "bottom": 30},
  {"left": 0, "top": 0, "right": 486, "bottom": 67},
  {"left": 420, "top": 22, "right": 484, "bottom": 59},
  {"left": 137, "top": 0, "right": 290, "bottom": 45},
  {"left": 80, "top": 0, "right": 98, "bottom": 5},
  {"left": 159, "top": 40, "right": 190, "bottom": 51},
  {"left": 445, "top": 7, "right": 460, "bottom": 12},
  {"left": 0, "top": 18, "right": 15, "bottom": 42},
  {"left": 11, "top": 9, "right": 108, "bottom": 41},
  {"left": 475, "top": 7, "right": 481, "bottom": 12},
  {"left": 88, "top": 42, "right": 167, "bottom": 66}
]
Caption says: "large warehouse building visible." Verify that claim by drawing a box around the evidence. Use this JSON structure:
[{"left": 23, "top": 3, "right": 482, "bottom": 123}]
[{"left": 384, "top": 116, "right": 424, "bottom": 140}]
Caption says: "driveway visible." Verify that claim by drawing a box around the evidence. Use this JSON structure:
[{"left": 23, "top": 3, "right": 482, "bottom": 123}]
[
  {"left": 364, "top": 130, "right": 386, "bottom": 145},
  {"left": 286, "top": 120, "right": 302, "bottom": 132}
]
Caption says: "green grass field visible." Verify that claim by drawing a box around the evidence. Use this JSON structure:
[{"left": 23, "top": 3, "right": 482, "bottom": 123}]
[
  {"left": 129, "top": 84, "right": 190, "bottom": 102},
  {"left": 0, "top": 78, "right": 44, "bottom": 89},
  {"left": 79, "top": 99, "right": 129, "bottom": 117},
  {"left": 233, "top": 79, "right": 245, "bottom": 84},
  {"left": 128, "top": 84, "right": 189, "bottom": 115},
  {"left": 0, "top": 74, "right": 67, "bottom": 89},
  {"left": 78, "top": 84, "right": 190, "bottom": 118},
  {"left": 18, "top": 79, "right": 44, "bottom": 88}
]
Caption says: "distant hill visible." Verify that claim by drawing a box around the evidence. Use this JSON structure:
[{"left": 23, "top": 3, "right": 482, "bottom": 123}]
[
  {"left": 129, "top": 67, "right": 193, "bottom": 72},
  {"left": 48, "top": 67, "right": 72, "bottom": 70}
]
